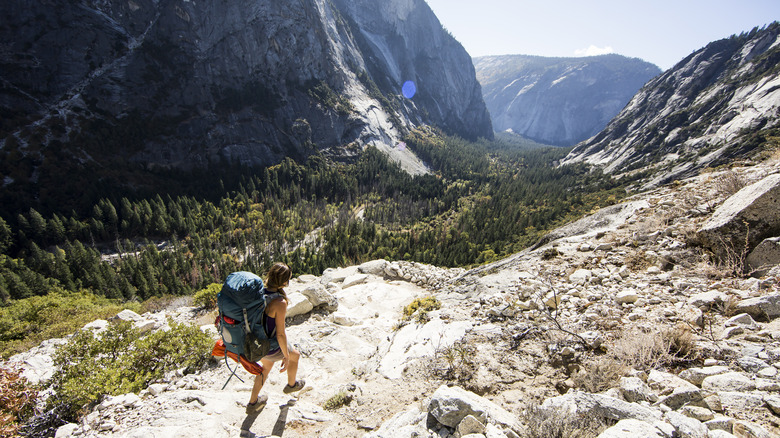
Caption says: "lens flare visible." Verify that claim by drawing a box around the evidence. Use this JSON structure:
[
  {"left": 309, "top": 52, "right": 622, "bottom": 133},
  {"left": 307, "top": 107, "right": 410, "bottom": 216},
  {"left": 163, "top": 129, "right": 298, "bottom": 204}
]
[
  {"left": 402, "top": 81, "right": 416, "bottom": 99},
  {"left": 397, "top": 142, "right": 407, "bottom": 151}
]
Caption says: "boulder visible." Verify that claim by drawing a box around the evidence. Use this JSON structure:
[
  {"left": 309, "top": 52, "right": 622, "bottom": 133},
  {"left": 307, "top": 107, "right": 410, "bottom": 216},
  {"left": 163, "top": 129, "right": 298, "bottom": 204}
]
[
  {"left": 301, "top": 283, "right": 339, "bottom": 312},
  {"left": 679, "top": 366, "right": 730, "bottom": 386},
  {"left": 734, "top": 294, "right": 780, "bottom": 321},
  {"left": 701, "top": 372, "right": 755, "bottom": 392},
  {"left": 540, "top": 390, "right": 662, "bottom": 423},
  {"left": 358, "top": 260, "right": 390, "bottom": 277},
  {"left": 658, "top": 386, "right": 704, "bottom": 410},
  {"left": 615, "top": 290, "right": 639, "bottom": 305},
  {"left": 363, "top": 407, "right": 429, "bottom": 438},
  {"left": 664, "top": 410, "right": 708, "bottom": 438},
  {"left": 724, "top": 313, "right": 759, "bottom": 330},
  {"left": 343, "top": 274, "right": 370, "bottom": 289},
  {"left": 687, "top": 290, "right": 727, "bottom": 309},
  {"left": 746, "top": 237, "right": 780, "bottom": 276},
  {"left": 111, "top": 309, "right": 144, "bottom": 323},
  {"left": 569, "top": 269, "right": 592, "bottom": 285},
  {"left": 733, "top": 420, "right": 773, "bottom": 438},
  {"left": 428, "top": 385, "right": 521, "bottom": 434},
  {"left": 619, "top": 376, "right": 658, "bottom": 403},
  {"left": 596, "top": 419, "right": 673, "bottom": 438},
  {"left": 696, "top": 173, "right": 780, "bottom": 260},
  {"left": 285, "top": 292, "right": 314, "bottom": 317}
]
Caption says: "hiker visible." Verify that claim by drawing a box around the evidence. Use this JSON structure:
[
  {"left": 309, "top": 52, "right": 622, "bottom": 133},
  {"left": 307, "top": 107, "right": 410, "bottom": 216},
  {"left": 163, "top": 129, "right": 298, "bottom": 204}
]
[{"left": 247, "top": 262, "right": 305, "bottom": 412}]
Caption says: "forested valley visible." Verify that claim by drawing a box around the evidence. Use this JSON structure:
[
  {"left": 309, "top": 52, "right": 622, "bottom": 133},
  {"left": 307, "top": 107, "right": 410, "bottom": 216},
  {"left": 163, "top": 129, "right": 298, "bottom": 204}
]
[{"left": 0, "top": 127, "right": 629, "bottom": 357}]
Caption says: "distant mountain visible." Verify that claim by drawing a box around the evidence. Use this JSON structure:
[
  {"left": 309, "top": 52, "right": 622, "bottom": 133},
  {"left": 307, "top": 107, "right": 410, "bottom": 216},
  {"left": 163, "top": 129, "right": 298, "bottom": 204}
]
[
  {"left": 474, "top": 54, "right": 661, "bottom": 146},
  {"left": 0, "top": 0, "right": 492, "bottom": 212},
  {"left": 561, "top": 23, "right": 780, "bottom": 187}
]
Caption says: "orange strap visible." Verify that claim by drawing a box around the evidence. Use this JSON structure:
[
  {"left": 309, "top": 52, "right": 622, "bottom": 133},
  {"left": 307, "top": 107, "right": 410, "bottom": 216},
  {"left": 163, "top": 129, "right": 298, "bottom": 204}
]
[{"left": 211, "top": 340, "right": 264, "bottom": 375}]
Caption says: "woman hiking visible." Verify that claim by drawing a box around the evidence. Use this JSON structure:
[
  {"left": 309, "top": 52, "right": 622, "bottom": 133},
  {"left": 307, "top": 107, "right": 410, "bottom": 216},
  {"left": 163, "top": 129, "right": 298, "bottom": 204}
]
[{"left": 246, "top": 262, "right": 305, "bottom": 412}]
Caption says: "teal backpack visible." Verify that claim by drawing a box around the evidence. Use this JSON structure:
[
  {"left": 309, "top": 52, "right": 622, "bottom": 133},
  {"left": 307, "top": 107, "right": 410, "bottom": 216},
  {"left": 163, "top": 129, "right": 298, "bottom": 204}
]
[{"left": 216, "top": 271, "right": 281, "bottom": 387}]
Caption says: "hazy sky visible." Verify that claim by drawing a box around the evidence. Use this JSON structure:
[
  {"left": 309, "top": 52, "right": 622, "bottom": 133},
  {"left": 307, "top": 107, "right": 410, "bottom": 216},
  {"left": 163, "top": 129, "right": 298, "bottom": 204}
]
[{"left": 424, "top": 0, "right": 780, "bottom": 70}]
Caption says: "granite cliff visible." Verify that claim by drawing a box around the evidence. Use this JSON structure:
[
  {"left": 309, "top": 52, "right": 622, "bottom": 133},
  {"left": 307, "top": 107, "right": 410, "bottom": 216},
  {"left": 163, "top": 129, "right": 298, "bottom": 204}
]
[
  {"left": 0, "top": 0, "right": 492, "bottom": 180},
  {"left": 561, "top": 23, "right": 780, "bottom": 188},
  {"left": 474, "top": 54, "right": 660, "bottom": 146}
]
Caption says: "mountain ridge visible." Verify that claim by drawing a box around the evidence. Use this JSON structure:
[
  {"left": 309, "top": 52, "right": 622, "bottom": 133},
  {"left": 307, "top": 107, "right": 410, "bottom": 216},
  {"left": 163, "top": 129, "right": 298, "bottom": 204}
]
[
  {"left": 561, "top": 23, "right": 780, "bottom": 188},
  {"left": 474, "top": 53, "right": 661, "bottom": 146}
]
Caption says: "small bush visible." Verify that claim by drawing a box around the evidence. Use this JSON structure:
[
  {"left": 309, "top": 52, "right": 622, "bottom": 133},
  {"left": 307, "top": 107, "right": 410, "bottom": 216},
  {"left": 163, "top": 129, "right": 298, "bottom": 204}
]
[
  {"left": 46, "top": 319, "right": 214, "bottom": 421},
  {"left": 193, "top": 283, "right": 221, "bottom": 310},
  {"left": 572, "top": 356, "right": 627, "bottom": 394},
  {"left": 714, "top": 171, "right": 748, "bottom": 198},
  {"left": 403, "top": 296, "right": 441, "bottom": 321},
  {"left": 323, "top": 391, "right": 352, "bottom": 410},
  {"left": 623, "top": 250, "right": 649, "bottom": 271},
  {"left": 0, "top": 365, "right": 38, "bottom": 437},
  {"left": 520, "top": 404, "right": 608, "bottom": 438},
  {"left": 431, "top": 343, "right": 478, "bottom": 385}
]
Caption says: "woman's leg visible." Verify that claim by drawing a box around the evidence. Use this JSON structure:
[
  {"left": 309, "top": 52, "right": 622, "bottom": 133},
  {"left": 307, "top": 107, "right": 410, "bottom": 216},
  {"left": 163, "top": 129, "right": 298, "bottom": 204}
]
[
  {"left": 285, "top": 348, "right": 300, "bottom": 386},
  {"left": 249, "top": 358, "right": 274, "bottom": 404}
]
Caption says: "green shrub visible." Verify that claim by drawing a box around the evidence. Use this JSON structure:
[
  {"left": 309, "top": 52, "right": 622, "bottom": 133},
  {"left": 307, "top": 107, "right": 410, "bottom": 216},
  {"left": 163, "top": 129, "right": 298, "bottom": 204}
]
[
  {"left": 402, "top": 296, "right": 441, "bottom": 322},
  {"left": 323, "top": 391, "right": 352, "bottom": 410},
  {"left": 0, "top": 290, "right": 141, "bottom": 359},
  {"left": 46, "top": 319, "right": 214, "bottom": 421},
  {"left": 193, "top": 283, "right": 221, "bottom": 310}
]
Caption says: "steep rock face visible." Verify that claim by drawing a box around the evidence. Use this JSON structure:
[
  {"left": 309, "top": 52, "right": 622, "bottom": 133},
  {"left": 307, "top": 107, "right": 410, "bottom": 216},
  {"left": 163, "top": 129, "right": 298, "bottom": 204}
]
[
  {"left": 561, "top": 23, "right": 780, "bottom": 187},
  {"left": 0, "top": 0, "right": 492, "bottom": 177},
  {"left": 474, "top": 54, "right": 660, "bottom": 146}
]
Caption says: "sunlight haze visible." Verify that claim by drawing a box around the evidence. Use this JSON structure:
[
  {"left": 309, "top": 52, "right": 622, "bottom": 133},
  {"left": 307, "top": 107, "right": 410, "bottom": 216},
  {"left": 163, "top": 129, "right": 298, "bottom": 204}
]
[{"left": 424, "top": 0, "right": 780, "bottom": 70}]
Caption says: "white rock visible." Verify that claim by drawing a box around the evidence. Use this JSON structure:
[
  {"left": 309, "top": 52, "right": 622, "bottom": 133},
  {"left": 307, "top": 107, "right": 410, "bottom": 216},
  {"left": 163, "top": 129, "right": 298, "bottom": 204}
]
[
  {"left": 724, "top": 313, "right": 759, "bottom": 330},
  {"left": 363, "top": 407, "right": 429, "bottom": 438},
  {"left": 735, "top": 294, "right": 780, "bottom": 321},
  {"left": 615, "top": 290, "right": 639, "bottom": 305},
  {"left": 708, "top": 431, "right": 737, "bottom": 438},
  {"left": 285, "top": 291, "right": 314, "bottom": 317},
  {"left": 330, "top": 312, "right": 361, "bottom": 326},
  {"left": 540, "top": 390, "right": 662, "bottom": 423},
  {"left": 679, "top": 366, "right": 730, "bottom": 386},
  {"left": 733, "top": 420, "right": 773, "bottom": 438},
  {"left": 717, "top": 391, "right": 765, "bottom": 411},
  {"left": 358, "top": 259, "right": 390, "bottom": 277},
  {"left": 596, "top": 419, "right": 673, "bottom": 438},
  {"left": 428, "top": 385, "right": 521, "bottom": 434},
  {"left": 701, "top": 372, "right": 755, "bottom": 392},
  {"left": 343, "top": 273, "right": 370, "bottom": 289},
  {"left": 619, "top": 376, "right": 658, "bottom": 403},
  {"left": 764, "top": 394, "right": 780, "bottom": 415},
  {"left": 757, "top": 366, "right": 778, "bottom": 378},
  {"left": 569, "top": 269, "right": 592, "bottom": 285},
  {"left": 678, "top": 405, "right": 714, "bottom": 422},
  {"left": 457, "top": 414, "right": 487, "bottom": 436},
  {"left": 664, "top": 410, "right": 708, "bottom": 438},
  {"left": 647, "top": 369, "right": 698, "bottom": 393},
  {"left": 301, "top": 283, "right": 339, "bottom": 311},
  {"left": 112, "top": 309, "right": 144, "bottom": 322},
  {"left": 687, "top": 290, "right": 726, "bottom": 309},
  {"left": 83, "top": 319, "right": 109, "bottom": 332},
  {"left": 54, "top": 423, "right": 79, "bottom": 438}
]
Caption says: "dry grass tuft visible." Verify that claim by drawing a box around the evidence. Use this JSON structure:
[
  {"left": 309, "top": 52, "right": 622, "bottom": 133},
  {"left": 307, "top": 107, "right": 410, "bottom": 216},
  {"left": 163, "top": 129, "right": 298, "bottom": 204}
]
[
  {"left": 713, "top": 171, "right": 748, "bottom": 199},
  {"left": 519, "top": 404, "right": 609, "bottom": 438},
  {"left": 624, "top": 249, "right": 650, "bottom": 271}
]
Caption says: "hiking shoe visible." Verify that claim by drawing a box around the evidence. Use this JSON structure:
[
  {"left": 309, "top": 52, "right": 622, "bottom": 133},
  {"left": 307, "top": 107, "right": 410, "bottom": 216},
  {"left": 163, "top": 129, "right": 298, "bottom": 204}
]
[
  {"left": 283, "top": 380, "right": 305, "bottom": 394},
  {"left": 245, "top": 394, "right": 268, "bottom": 413}
]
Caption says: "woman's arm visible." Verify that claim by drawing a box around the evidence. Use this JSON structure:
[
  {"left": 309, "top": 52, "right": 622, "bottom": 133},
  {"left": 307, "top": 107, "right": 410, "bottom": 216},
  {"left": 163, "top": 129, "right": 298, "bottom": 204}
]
[{"left": 269, "top": 298, "right": 290, "bottom": 368}]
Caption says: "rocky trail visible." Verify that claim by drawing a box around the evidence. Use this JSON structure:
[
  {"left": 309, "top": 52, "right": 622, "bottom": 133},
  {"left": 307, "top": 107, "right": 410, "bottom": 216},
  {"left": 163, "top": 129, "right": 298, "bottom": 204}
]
[{"left": 8, "top": 156, "right": 780, "bottom": 438}]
